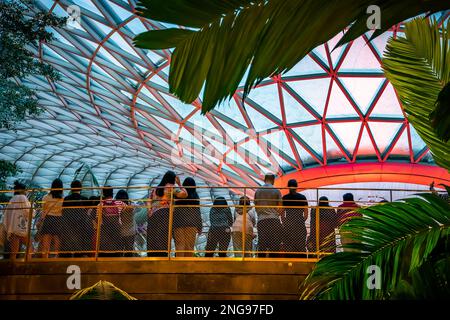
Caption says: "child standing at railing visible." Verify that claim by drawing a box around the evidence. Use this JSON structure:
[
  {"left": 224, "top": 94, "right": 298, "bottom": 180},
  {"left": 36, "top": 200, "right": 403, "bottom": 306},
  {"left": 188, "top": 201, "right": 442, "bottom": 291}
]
[{"left": 232, "top": 196, "right": 256, "bottom": 257}]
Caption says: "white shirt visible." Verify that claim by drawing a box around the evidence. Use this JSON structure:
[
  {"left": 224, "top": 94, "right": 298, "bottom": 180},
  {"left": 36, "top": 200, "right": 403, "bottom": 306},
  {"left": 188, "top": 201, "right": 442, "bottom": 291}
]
[
  {"left": 2, "top": 194, "right": 32, "bottom": 237},
  {"left": 232, "top": 208, "right": 257, "bottom": 235}
]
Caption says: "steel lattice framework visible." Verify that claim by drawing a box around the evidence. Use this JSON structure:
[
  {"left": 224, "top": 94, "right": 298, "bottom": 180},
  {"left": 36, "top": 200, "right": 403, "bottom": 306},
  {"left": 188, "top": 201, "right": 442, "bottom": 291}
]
[{"left": 0, "top": 0, "right": 449, "bottom": 194}]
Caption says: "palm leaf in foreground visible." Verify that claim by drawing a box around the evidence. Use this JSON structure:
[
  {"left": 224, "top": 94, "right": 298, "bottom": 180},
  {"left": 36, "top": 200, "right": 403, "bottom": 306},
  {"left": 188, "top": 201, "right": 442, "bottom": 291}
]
[
  {"left": 300, "top": 193, "right": 450, "bottom": 300},
  {"left": 382, "top": 18, "right": 450, "bottom": 171},
  {"left": 134, "top": 0, "right": 449, "bottom": 113},
  {"left": 70, "top": 280, "right": 137, "bottom": 300}
]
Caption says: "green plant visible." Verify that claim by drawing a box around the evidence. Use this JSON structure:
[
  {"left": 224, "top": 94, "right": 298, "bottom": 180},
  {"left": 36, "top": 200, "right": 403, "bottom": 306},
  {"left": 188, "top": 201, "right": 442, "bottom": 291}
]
[
  {"left": 0, "top": 0, "right": 66, "bottom": 129},
  {"left": 134, "top": 0, "right": 449, "bottom": 113},
  {"left": 382, "top": 18, "right": 450, "bottom": 171},
  {"left": 299, "top": 193, "right": 450, "bottom": 300},
  {"left": 70, "top": 280, "right": 137, "bottom": 300}
]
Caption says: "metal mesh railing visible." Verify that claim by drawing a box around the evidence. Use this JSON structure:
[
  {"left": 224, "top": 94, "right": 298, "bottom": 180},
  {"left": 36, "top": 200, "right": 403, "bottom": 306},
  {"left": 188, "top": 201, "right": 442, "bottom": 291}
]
[{"left": 0, "top": 185, "right": 446, "bottom": 261}]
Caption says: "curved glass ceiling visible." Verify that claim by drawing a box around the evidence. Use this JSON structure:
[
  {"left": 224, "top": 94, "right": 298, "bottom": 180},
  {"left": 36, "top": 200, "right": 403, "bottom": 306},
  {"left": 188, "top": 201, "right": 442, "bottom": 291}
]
[{"left": 0, "top": 1, "right": 447, "bottom": 191}]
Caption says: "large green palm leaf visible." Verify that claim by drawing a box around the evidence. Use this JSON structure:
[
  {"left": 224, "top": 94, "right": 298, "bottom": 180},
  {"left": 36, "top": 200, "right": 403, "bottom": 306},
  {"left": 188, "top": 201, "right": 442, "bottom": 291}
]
[
  {"left": 382, "top": 18, "right": 450, "bottom": 170},
  {"left": 134, "top": 0, "right": 448, "bottom": 113},
  {"left": 300, "top": 193, "right": 450, "bottom": 300}
]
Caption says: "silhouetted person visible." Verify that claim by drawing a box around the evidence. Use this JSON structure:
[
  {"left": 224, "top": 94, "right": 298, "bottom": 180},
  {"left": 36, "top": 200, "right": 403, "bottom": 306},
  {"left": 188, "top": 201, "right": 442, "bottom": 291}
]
[
  {"left": 3, "top": 181, "right": 32, "bottom": 261},
  {"left": 40, "top": 178, "right": 64, "bottom": 258},
  {"left": 61, "top": 180, "right": 89, "bottom": 257},
  {"left": 96, "top": 186, "right": 125, "bottom": 257},
  {"left": 337, "top": 193, "right": 361, "bottom": 252},
  {"left": 254, "top": 174, "right": 283, "bottom": 257},
  {"left": 308, "top": 196, "right": 339, "bottom": 253},
  {"left": 147, "top": 171, "right": 187, "bottom": 257},
  {"left": 282, "top": 179, "right": 307, "bottom": 257},
  {"left": 116, "top": 189, "right": 136, "bottom": 257},
  {"left": 205, "top": 197, "right": 233, "bottom": 257},
  {"left": 232, "top": 196, "right": 256, "bottom": 257},
  {"left": 337, "top": 193, "right": 361, "bottom": 226},
  {"left": 173, "top": 177, "right": 202, "bottom": 257}
]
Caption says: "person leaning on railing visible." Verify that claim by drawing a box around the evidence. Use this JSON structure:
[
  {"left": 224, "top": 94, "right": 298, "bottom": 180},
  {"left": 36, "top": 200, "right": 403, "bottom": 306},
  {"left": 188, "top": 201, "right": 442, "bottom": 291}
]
[
  {"left": 40, "top": 178, "right": 64, "bottom": 258},
  {"left": 173, "top": 177, "right": 203, "bottom": 258},
  {"left": 307, "top": 196, "right": 339, "bottom": 253},
  {"left": 281, "top": 179, "right": 308, "bottom": 258},
  {"left": 2, "top": 181, "right": 34, "bottom": 261},
  {"left": 254, "top": 174, "right": 283, "bottom": 258},
  {"left": 231, "top": 196, "right": 256, "bottom": 257},
  {"left": 337, "top": 193, "right": 361, "bottom": 252},
  {"left": 96, "top": 186, "right": 126, "bottom": 257},
  {"left": 116, "top": 189, "right": 136, "bottom": 257},
  {"left": 147, "top": 170, "right": 187, "bottom": 257},
  {"left": 204, "top": 196, "right": 233, "bottom": 257},
  {"left": 61, "top": 180, "right": 89, "bottom": 258}
]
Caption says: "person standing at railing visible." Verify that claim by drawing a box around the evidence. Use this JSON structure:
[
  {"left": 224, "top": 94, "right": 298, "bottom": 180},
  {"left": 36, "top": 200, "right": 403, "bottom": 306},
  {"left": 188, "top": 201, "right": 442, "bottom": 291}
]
[
  {"left": 147, "top": 171, "right": 187, "bottom": 257},
  {"left": 232, "top": 196, "right": 256, "bottom": 257},
  {"left": 254, "top": 173, "right": 283, "bottom": 258},
  {"left": 116, "top": 190, "right": 136, "bottom": 257},
  {"left": 61, "top": 180, "right": 89, "bottom": 258},
  {"left": 2, "top": 181, "right": 33, "bottom": 261},
  {"left": 96, "top": 186, "right": 125, "bottom": 257},
  {"left": 337, "top": 193, "right": 361, "bottom": 252},
  {"left": 307, "top": 196, "right": 339, "bottom": 253},
  {"left": 40, "top": 178, "right": 64, "bottom": 258},
  {"left": 173, "top": 177, "right": 202, "bottom": 257},
  {"left": 282, "top": 179, "right": 308, "bottom": 258},
  {"left": 205, "top": 196, "right": 233, "bottom": 257}
]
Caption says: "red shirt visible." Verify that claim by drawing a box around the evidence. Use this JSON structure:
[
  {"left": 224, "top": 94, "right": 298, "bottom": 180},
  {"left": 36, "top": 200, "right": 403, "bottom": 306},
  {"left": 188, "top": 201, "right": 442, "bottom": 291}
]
[{"left": 337, "top": 202, "right": 361, "bottom": 225}]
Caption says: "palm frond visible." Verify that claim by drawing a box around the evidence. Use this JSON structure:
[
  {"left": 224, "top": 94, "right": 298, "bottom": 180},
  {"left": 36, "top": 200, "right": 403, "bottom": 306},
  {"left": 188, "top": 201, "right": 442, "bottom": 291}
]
[
  {"left": 134, "top": 0, "right": 448, "bottom": 113},
  {"left": 430, "top": 82, "right": 450, "bottom": 142},
  {"left": 382, "top": 18, "right": 450, "bottom": 171},
  {"left": 70, "top": 280, "right": 137, "bottom": 300},
  {"left": 300, "top": 194, "right": 450, "bottom": 300}
]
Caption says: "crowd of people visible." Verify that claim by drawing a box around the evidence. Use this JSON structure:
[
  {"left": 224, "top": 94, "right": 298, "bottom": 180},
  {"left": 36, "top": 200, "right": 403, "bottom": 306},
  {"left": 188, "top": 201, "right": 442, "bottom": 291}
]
[{"left": 1, "top": 171, "right": 367, "bottom": 260}]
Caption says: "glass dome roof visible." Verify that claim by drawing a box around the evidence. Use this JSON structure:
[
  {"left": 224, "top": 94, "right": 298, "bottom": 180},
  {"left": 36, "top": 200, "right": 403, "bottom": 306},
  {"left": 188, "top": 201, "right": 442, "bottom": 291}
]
[{"left": 0, "top": 0, "right": 448, "bottom": 192}]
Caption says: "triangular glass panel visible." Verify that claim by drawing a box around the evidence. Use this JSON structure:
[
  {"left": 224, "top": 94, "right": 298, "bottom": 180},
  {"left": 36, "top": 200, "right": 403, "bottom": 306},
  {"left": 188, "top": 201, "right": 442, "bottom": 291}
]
[
  {"left": 328, "top": 122, "right": 362, "bottom": 156},
  {"left": 325, "top": 82, "right": 360, "bottom": 119},
  {"left": 355, "top": 126, "right": 378, "bottom": 159},
  {"left": 325, "top": 130, "right": 347, "bottom": 163},
  {"left": 282, "top": 87, "right": 316, "bottom": 124},
  {"left": 246, "top": 83, "right": 283, "bottom": 122},
  {"left": 368, "top": 122, "right": 402, "bottom": 154},
  {"left": 215, "top": 118, "right": 248, "bottom": 143},
  {"left": 214, "top": 99, "right": 248, "bottom": 126},
  {"left": 387, "top": 129, "right": 411, "bottom": 159},
  {"left": 243, "top": 104, "right": 278, "bottom": 132},
  {"left": 339, "top": 77, "right": 385, "bottom": 115},
  {"left": 369, "top": 83, "right": 404, "bottom": 118},
  {"left": 282, "top": 54, "right": 326, "bottom": 78},
  {"left": 285, "top": 78, "right": 331, "bottom": 117},
  {"left": 409, "top": 125, "right": 427, "bottom": 155},
  {"left": 338, "top": 37, "right": 381, "bottom": 72},
  {"left": 292, "top": 138, "right": 319, "bottom": 167},
  {"left": 291, "top": 124, "right": 323, "bottom": 158}
]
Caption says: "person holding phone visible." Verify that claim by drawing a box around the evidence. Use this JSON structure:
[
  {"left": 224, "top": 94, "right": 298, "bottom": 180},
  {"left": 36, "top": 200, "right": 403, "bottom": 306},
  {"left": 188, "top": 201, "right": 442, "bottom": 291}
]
[{"left": 147, "top": 171, "right": 187, "bottom": 257}]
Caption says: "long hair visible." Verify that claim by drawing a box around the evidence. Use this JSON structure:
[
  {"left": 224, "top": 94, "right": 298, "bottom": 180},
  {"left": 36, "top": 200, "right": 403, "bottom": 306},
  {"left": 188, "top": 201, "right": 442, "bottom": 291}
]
[
  {"left": 155, "top": 170, "right": 176, "bottom": 197},
  {"left": 183, "top": 177, "right": 198, "bottom": 200},
  {"left": 50, "top": 178, "right": 63, "bottom": 199},
  {"left": 213, "top": 196, "right": 228, "bottom": 207},
  {"left": 13, "top": 180, "right": 26, "bottom": 195},
  {"left": 116, "top": 189, "right": 130, "bottom": 204}
]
